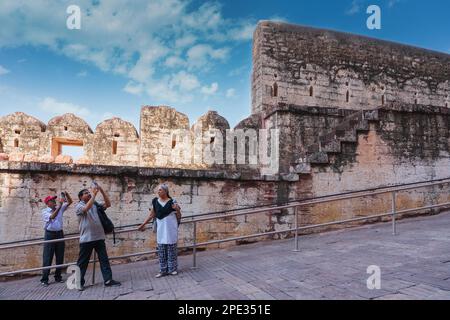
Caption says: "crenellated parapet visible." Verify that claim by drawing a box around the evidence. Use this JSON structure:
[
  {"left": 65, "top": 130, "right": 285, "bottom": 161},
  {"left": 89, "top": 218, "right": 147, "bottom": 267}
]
[
  {"left": 0, "top": 112, "right": 46, "bottom": 162},
  {"left": 0, "top": 106, "right": 260, "bottom": 172},
  {"left": 44, "top": 113, "right": 94, "bottom": 164},
  {"left": 139, "top": 106, "right": 190, "bottom": 168},
  {"left": 93, "top": 117, "right": 140, "bottom": 166}
]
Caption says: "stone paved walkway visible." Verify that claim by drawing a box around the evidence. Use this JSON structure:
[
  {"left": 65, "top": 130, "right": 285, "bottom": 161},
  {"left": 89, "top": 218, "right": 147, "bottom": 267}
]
[{"left": 2, "top": 211, "right": 450, "bottom": 300}]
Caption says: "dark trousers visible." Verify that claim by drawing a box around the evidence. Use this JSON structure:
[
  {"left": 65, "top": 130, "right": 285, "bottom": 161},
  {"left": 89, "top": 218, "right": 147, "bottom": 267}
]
[
  {"left": 77, "top": 239, "right": 112, "bottom": 286},
  {"left": 41, "top": 230, "right": 65, "bottom": 282}
]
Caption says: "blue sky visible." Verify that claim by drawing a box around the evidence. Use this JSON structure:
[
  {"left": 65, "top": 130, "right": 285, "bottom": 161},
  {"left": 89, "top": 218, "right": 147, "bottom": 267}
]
[{"left": 0, "top": 0, "right": 449, "bottom": 131}]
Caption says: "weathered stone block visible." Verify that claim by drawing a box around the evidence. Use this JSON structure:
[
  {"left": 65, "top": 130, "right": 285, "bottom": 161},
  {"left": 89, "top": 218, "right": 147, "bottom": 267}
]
[
  {"left": 54, "top": 155, "right": 73, "bottom": 164},
  {"left": 9, "top": 153, "right": 25, "bottom": 162}
]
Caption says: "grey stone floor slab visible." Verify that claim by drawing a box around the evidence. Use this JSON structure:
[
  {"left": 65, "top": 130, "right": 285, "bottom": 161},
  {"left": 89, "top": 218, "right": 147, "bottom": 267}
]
[{"left": 1, "top": 211, "right": 450, "bottom": 300}]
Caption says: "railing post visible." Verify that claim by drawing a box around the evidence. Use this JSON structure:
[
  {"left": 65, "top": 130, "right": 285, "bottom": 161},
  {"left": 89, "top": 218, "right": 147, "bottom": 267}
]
[
  {"left": 293, "top": 206, "right": 300, "bottom": 252},
  {"left": 392, "top": 191, "right": 397, "bottom": 236},
  {"left": 191, "top": 221, "right": 197, "bottom": 269},
  {"left": 91, "top": 251, "right": 96, "bottom": 285}
]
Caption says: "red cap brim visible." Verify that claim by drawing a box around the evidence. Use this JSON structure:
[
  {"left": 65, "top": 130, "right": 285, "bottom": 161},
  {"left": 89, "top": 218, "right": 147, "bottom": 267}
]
[{"left": 44, "top": 196, "right": 57, "bottom": 204}]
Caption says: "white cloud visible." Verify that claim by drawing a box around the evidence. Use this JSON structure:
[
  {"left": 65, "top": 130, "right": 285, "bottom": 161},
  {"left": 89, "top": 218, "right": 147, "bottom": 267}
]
[
  {"left": 226, "top": 88, "right": 236, "bottom": 98},
  {"left": 175, "top": 34, "right": 197, "bottom": 48},
  {"left": 182, "top": 2, "right": 223, "bottom": 31},
  {"left": 164, "top": 56, "right": 185, "bottom": 68},
  {"left": 76, "top": 70, "right": 88, "bottom": 77},
  {"left": 146, "top": 80, "right": 194, "bottom": 104},
  {"left": 268, "top": 15, "right": 289, "bottom": 23},
  {"left": 201, "top": 82, "right": 219, "bottom": 95},
  {"left": 128, "top": 45, "right": 168, "bottom": 82},
  {"left": 123, "top": 81, "right": 144, "bottom": 95},
  {"left": 187, "top": 44, "right": 230, "bottom": 70},
  {"left": 346, "top": 0, "right": 363, "bottom": 15},
  {"left": 228, "top": 65, "right": 249, "bottom": 77},
  {"left": 0, "top": 0, "right": 253, "bottom": 104},
  {"left": 170, "top": 71, "right": 200, "bottom": 91},
  {"left": 139, "top": 71, "right": 201, "bottom": 103},
  {"left": 0, "top": 65, "right": 10, "bottom": 75},
  {"left": 38, "top": 97, "right": 91, "bottom": 117},
  {"left": 346, "top": 0, "right": 397, "bottom": 15},
  {"left": 227, "top": 23, "right": 255, "bottom": 41}
]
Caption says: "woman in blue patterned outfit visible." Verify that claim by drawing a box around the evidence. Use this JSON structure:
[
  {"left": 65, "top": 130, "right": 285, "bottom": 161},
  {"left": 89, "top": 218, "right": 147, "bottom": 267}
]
[{"left": 139, "top": 183, "right": 181, "bottom": 277}]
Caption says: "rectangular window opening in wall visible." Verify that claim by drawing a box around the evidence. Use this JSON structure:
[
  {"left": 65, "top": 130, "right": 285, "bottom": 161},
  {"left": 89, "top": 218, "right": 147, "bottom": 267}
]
[
  {"left": 14, "top": 130, "right": 21, "bottom": 135},
  {"left": 272, "top": 82, "right": 278, "bottom": 97},
  {"left": 172, "top": 136, "right": 177, "bottom": 149},
  {"left": 52, "top": 138, "right": 84, "bottom": 161},
  {"left": 112, "top": 140, "right": 118, "bottom": 155},
  {"left": 14, "top": 139, "right": 19, "bottom": 148}
]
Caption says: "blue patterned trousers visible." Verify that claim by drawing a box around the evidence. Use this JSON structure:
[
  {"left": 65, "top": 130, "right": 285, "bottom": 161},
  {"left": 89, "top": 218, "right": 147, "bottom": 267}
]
[{"left": 157, "top": 243, "right": 178, "bottom": 273}]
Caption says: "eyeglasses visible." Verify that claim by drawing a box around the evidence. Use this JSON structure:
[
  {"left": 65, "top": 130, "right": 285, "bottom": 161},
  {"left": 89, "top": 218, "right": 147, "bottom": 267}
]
[{"left": 83, "top": 192, "right": 90, "bottom": 195}]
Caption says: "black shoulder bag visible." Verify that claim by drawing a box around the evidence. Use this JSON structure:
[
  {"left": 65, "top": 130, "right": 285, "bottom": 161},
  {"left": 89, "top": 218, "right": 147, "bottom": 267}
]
[{"left": 94, "top": 202, "right": 116, "bottom": 244}]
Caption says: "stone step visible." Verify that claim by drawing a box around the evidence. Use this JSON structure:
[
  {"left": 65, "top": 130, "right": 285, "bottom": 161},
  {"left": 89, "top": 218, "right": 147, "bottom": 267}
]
[
  {"left": 293, "top": 162, "right": 311, "bottom": 174},
  {"left": 363, "top": 109, "right": 379, "bottom": 121},
  {"left": 293, "top": 110, "right": 380, "bottom": 174},
  {"left": 307, "top": 151, "right": 329, "bottom": 164},
  {"left": 321, "top": 140, "right": 341, "bottom": 153},
  {"left": 355, "top": 119, "right": 370, "bottom": 131},
  {"left": 335, "top": 128, "right": 357, "bottom": 143}
]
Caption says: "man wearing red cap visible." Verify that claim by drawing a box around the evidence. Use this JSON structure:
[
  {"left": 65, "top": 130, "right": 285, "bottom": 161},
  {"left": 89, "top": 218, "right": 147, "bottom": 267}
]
[{"left": 40, "top": 192, "right": 73, "bottom": 286}]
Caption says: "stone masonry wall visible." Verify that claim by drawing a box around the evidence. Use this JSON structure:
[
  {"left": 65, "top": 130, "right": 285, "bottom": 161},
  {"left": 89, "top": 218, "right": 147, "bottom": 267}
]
[
  {"left": 273, "top": 104, "right": 450, "bottom": 228},
  {"left": 252, "top": 21, "right": 450, "bottom": 114},
  {"left": 1, "top": 140, "right": 448, "bottom": 273},
  {"left": 0, "top": 163, "right": 307, "bottom": 273}
]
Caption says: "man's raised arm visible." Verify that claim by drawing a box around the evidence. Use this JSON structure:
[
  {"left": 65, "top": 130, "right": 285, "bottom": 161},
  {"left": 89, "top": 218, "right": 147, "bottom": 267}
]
[
  {"left": 65, "top": 191, "right": 73, "bottom": 206},
  {"left": 79, "top": 189, "right": 98, "bottom": 215},
  {"left": 99, "top": 186, "right": 111, "bottom": 209}
]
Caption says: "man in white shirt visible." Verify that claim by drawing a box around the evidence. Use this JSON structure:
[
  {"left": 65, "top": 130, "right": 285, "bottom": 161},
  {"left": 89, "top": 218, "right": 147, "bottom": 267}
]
[{"left": 40, "top": 192, "right": 72, "bottom": 286}]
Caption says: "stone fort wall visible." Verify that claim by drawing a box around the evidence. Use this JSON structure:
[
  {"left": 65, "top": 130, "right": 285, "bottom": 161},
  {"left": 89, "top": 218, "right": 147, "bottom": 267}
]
[
  {"left": 252, "top": 21, "right": 450, "bottom": 114},
  {"left": 1, "top": 21, "right": 450, "bottom": 273},
  {"left": 0, "top": 159, "right": 449, "bottom": 273}
]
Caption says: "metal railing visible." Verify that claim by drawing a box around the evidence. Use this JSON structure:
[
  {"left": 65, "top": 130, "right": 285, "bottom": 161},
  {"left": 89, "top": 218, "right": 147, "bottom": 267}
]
[{"left": 1, "top": 177, "right": 450, "bottom": 283}]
